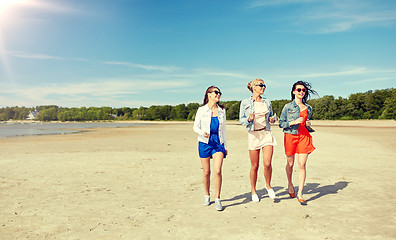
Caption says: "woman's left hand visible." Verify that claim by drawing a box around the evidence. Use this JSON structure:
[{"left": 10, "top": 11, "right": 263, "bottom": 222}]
[
  {"left": 306, "top": 119, "right": 311, "bottom": 126},
  {"left": 269, "top": 116, "right": 275, "bottom": 123}
]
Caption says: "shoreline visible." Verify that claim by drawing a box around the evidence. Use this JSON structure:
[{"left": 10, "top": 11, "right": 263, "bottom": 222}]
[
  {"left": 1, "top": 119, "right": 394, "bottom": 139},
  {"left": 2, "top": 119, "right": 395, "bottom": 125}
]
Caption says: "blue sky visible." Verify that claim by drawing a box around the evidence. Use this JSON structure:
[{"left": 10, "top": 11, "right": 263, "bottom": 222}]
[{"left": 0, "top": 0, "right": 395, "bottom": 108}]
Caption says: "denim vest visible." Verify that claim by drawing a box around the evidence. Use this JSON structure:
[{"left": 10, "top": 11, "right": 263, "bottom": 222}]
[
  {"left": 279, "top": 100, "right": 312, "bottom": 135},
  {"left": 239, "top": 97, "right": 273, "bottom": 131}
]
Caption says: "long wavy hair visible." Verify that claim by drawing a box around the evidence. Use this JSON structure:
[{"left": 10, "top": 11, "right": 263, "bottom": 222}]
[
  {"left": 203, "top": 85, "right": 224, "bottom": 109},
  {"left": 291, "top": 81, "right": 318, "bottom": 103}
]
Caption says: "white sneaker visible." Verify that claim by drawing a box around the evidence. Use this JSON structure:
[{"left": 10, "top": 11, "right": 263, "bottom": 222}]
[
  {"left": 203, "top": 195, "right": 210, "bottom": 206},
  {"left": 251, "top": 193, "right": 260, "bottom": 202},
  {"left": 266, "top": 187, "right": 276, "bottom": 199},
  {"left": 215, "top": 198, "right": 223, "bottom": 211}
]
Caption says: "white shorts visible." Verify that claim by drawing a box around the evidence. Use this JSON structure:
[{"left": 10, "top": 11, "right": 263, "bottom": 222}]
[{"left": 248, "top": 130, "right": 277, "bottom": 150}]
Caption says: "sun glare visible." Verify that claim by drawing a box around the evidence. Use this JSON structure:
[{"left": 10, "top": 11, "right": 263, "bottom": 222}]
[
  {"left": 0, "top": 0, "right": 29, "bottom": 82},
  {"left": 0, "top": 0, "right": 29, "bottom": 15}
]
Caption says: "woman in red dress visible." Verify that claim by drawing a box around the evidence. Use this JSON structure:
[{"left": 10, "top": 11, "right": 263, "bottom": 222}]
[{"left": 279, "top": 81, "right": 317, "bottom": 204}]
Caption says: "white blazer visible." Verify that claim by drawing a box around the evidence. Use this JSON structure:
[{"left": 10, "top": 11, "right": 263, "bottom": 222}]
[{"left": 193, "top": 104, "right": 227, "bottom": 150}]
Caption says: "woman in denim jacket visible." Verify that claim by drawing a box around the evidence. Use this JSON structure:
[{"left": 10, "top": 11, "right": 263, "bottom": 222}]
[
  {"left": 279, "top": 81, "right": 317, "bottom": 205},
  {"left": 193, "top": 86, "right": 227, "bottom": 211},
  {"left": 239, "top": 79, "right": 277, "bottom": 202}
]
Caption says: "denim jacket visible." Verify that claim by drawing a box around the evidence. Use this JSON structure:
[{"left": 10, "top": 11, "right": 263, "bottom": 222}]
[
  {"left": 279, "top": 100, "right": 312, "bottom": 135},
  {"left": 239, "top": 97, "right": 273, "bottom": 131}
]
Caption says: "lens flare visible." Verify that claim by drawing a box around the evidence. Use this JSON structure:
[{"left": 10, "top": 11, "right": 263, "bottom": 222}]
[
  {"left": 0, "top": 0, "right": 32, "bottom": 82},
  {"left": 0, "top": 0, "right": 28, "bottom": 15}
]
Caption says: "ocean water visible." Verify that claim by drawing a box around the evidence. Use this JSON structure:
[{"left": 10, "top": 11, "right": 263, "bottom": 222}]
[{"left": 0, "top": 122, "right": 149, "bottom": 138}]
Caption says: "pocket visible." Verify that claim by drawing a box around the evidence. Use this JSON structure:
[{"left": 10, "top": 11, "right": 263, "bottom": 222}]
[
  {"left": 287, "top": 115, "right": 295, "bottom": 121},
  {"left": 202, "top": 112, "right": 210, "bottom": 118}
]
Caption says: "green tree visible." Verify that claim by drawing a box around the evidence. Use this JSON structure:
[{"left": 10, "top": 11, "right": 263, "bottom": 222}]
[
  {"left": 380, "top": 89, "right": 396, "bottom": 119},
  {"left": 37, "top": 107, "right": 58, "bottom": 121},
  {"left": 225, "top": 101, "right": 240, "bottom": 120},
  {"left": 271, "top": 100, "right": 289, "bottom": 117},
  {"left": 309, "top": 96, "right": 338, "bottom": 120},
  {"left": 171, "top": 104, "right": 188, "bottom": 120}
]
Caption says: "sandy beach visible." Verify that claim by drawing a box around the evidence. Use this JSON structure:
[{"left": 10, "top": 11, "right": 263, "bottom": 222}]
[{"left": 0, "top": 120, "right": 395, "bottom": 239}]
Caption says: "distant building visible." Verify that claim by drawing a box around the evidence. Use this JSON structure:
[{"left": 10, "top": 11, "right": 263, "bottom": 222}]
[
  {"left": 27, "top": 110, "right": 39, "bottom": 120},
  {"left": 109, "top": 114, "right": 118, "bottom": 119}
]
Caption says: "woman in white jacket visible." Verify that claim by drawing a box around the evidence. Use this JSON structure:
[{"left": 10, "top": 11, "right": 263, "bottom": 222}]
[{"left": 193, "top": 86, "right": 227, "bottom": 211}]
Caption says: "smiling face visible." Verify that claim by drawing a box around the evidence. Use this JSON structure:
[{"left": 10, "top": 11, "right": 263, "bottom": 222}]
[
  {"left": 208, "top": 88, "right": 221, "bottom": 103},
  {"left": 253, "top": 79, "right": 266, "bottom": 95},
  {"left": 293, "top": 84, "right": 306, "bottom": 100}
]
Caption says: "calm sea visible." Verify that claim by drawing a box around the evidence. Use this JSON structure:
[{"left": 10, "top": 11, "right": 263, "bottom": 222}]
[{"left": 0, "top": 122, "right": 149, "bottom": 138}]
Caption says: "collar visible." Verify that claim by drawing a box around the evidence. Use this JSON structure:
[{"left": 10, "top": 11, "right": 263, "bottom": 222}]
[
  {"left": 292, "top": 99, "right": 309, "bottom": 108},
  {"left": 203, "top": 103, "right": 220, "bottom": 112},
  {"left": 251, "top": 95, "right": 263, "bottom": 102}
]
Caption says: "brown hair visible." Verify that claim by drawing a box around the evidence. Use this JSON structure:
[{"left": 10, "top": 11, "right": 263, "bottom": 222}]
[{"left": 203, "top": 85, "right": 224, "bottom": 109}]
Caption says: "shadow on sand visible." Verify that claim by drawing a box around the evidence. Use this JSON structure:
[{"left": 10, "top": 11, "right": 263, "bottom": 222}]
[{"left": 221, "top": 181, "right": 349, "bottom": 209}]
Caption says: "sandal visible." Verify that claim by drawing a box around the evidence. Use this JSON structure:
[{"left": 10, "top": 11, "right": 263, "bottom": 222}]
[
  {"left": 288, "top": 186, "right": 295, "bottom": 198},
  {"left": 297, "top": 196, "right": 307, "bottom": 205}
]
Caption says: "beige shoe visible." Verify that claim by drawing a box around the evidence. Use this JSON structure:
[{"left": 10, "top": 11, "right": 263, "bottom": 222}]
[
  {"left": 203, "top": 195, "right": 210, "bottom": 206},
  {"left": 215, "top": 198, "right": 223, "bottom": 211},
  {"left": 251, "top": 193, "right": 260, "bottom": 202}
]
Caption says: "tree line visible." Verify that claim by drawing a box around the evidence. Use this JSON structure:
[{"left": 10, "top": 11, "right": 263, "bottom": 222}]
[{"left": 1, "top": 88, "right": 395, "bottom": 121}]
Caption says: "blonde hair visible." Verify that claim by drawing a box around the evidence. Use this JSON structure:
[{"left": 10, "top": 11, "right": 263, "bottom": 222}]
[{"left": 247, "top": 78, "right": 264, "bottom": 93}]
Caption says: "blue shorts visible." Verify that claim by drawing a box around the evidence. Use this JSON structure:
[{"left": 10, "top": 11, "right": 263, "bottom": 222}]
[{"left": 198, "top": 141, "right": 226, "bottom": 158}]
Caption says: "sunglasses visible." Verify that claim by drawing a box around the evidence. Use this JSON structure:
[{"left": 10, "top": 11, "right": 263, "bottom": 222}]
[
  {"left": 296, "top": 88, "right": 306, "bottom": 93},
  {"left": 211, "top": 90, "right": 222, "bottom": 96},
  {"left": 255, "top": 84, "right": 266, "bottom": 88}
]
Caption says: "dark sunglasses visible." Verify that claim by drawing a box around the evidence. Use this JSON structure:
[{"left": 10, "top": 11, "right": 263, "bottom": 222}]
[
  {"left": 211, "top": 90, "right": 222, "bottom": 96},
  {"left": 296, "top": 88, "right": 306, "bottom": 92},
  {"left": 255, "top": 84, "right": 266, "bottom": 88}
]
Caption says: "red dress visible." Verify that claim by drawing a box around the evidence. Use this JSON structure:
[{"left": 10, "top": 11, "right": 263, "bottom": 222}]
[{"left": 284, "top": 108, "right": 315, "bottom": 156}]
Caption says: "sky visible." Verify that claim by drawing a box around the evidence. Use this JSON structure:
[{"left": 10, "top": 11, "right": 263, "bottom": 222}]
[{"left": 0, "top": 0, "right": 395, "bottom": 108}]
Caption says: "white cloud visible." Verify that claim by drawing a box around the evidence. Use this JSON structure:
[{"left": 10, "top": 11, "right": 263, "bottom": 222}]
[
  {"left": 248, "top": 0, "right": 396, "bottom": 34},
  {"left": 0, "top": 78, "right": 193, "bottom": 107},
  {"left": 200, "top": 70, "right": 251, "bottom": 79},
  {"left": 8, "top": 79, "right": 189, "bottom": 97},
  {"left": 4, "top": 50, "right": 62, "bottom": 60},
  {"left": 343, "top": 76, "right": 395, "bottom": 85},
  {"left": 298, "top": 67, "right": 368, "bottom": 78},
  {"left": 304, "top": 7, "right": 396, "bottom": 34},
  {"left": 271, "top": 67, "right": 396, "bottom": 80},
  {"left": 103, "top": 61, "right": 181, "bottom": 72}
]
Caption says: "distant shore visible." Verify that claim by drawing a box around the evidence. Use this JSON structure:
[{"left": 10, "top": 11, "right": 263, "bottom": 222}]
[{"left": 3, "top": 118, "right": 395, "bottom": 125}]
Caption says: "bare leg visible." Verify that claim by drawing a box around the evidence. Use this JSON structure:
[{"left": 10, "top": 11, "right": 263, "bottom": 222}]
[
  {"left": 297, "top": 153, "right": 309, "bottom": 199},
  {"left": 249, "top": 149, "right": 260, "bottom": 194},
  {"left": 262, "top": 145, "right": 274, "bottom": 189},
  {"left": 212, "top": 152, "right": 224, "bottom": 198},
  {"left": 200, "top": 157, "right": 211, "bottom": 196},
  {"left": 286, "top": 155, "right": 295, "bottom": 194}
]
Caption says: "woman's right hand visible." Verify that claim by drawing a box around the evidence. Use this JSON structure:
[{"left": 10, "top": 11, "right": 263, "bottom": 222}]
[
  {"left": 248, "top": 112, "right": 255, "bottom": 122},
  {"left": 203, "top": 132, "right": 209, "bottom": 138},
  {"left": 290, "top": 117, "right": 303, "bottom": 126}
]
